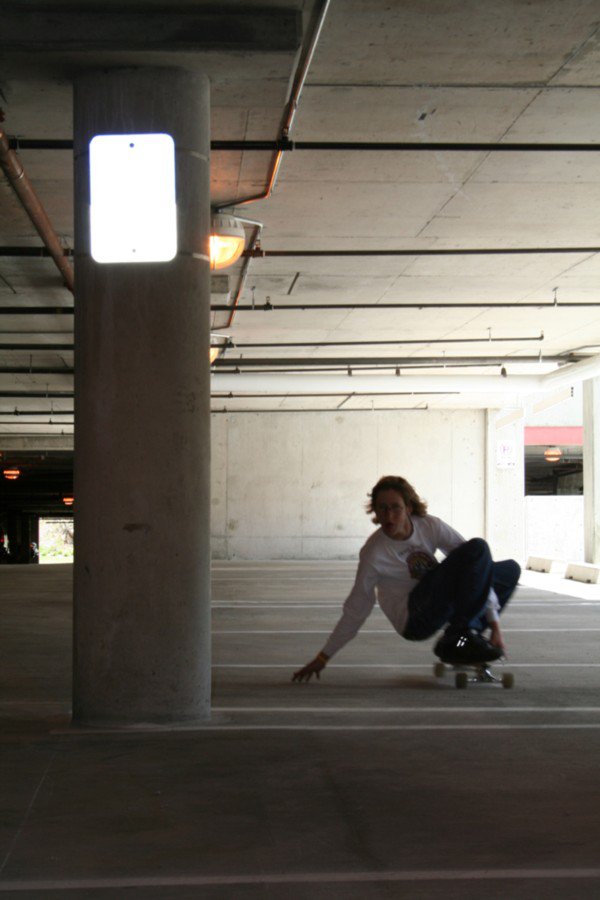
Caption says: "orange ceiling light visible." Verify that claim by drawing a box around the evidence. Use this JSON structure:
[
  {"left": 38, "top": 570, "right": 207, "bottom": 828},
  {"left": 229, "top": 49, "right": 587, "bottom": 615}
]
[
  {"left": 62, "top": 494, "right": 74, "bottom": 507},
  {"left": 209, "top": 213, "right": 246, "bottom": 270},
  {"left": 3, "top": 467, "right": 20, "bottom": 480},
  {"left": 544, "top": 446, "right": 562, "bottom": 463}
]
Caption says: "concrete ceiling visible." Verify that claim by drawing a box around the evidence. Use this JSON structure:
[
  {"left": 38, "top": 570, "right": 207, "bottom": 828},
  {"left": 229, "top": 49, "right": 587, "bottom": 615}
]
[{"left": 3, "top": 0, "right": 600, "bottom": 439}]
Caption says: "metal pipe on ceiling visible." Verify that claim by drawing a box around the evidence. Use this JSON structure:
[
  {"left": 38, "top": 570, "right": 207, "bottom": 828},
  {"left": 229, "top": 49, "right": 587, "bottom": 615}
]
[
  {"left": 212, "top": 140, "right": 600, "bottom": 152},
  {"left": 210, "top": 391, "right": 457, "bottom": 399},
  {"left": 0, "top": 246, "right": 74, "bottom": 257},
  {"left": 211, "top": 373, "right": 544, "bottom": 393},
  {"left": 209, "top": 406, "right": 432, "bottom": 414},
  {"left": 245, "top": 246, "right": 600, "bottom": 258},
  {"left": 211, "top": 350, "right": 600, "bottom": 394},
  {"left": 219, "top": 0, "right": 331, "bottom": 326},
  {"left": 0, "top": 352, "right": 569, "bottom": 366},
  {"left": 211, "top": 301, "right": 600, "bottom": 311},
  {"left": 218, "top": 0, "right": 332, "bottom": 211},
  {"left": 12, "top": 139, "right": 600, "bottom": 153},
  {"left": 0, "top": 343, "right": 73, "bottom": 351},
  {"left": 0, "top": 367, "right": 73, "bottom": 374},
  {"left": 0, "top": 418, "right": 73, "bottom": 424},
  {"left": 3, "top": 300, "right": 600, "bottom": 314},
  {"left": 0, "top": 306, "right": 73, "bottom": 314},
  {"left": 217, "top": 363, "right": 526, "bottom": 374},
  {"left": 0, "top": 390, "right": 73, "bottom": 398},
  {"left": 211, "top": 358, "right": 600, "bottom": 394},
  {"left": 12, "top": 136, "right": 600, "bottom": 151},
  {"left": 213, "top": 354, "right": 571, "bottom": 368},
  {"left": 3, "top": 244, "right": 600, "bottom": 259},
  {"left": 231, "top": 333, "right": 544, "bottom": 349},
  {"left": 0, "top": 129, "right": 74, "bottom": 293},
  {"left": 225, "top": 224, "right": 261, "bottom": 328},
  {"left": 3, "top": 353, "right": 598, "bottom": 402}
]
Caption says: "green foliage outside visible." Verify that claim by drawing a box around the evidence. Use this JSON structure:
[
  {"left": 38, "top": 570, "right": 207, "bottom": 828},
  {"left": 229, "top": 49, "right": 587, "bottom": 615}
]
[{"left": 39, "top": 518, "right": 74, "bottom": 564}]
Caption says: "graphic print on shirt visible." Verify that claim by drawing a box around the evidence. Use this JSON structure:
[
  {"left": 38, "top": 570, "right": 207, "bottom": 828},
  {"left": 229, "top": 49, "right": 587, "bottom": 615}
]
[{"left": 406, "top": 550, "right": 437, "bottom": 580}]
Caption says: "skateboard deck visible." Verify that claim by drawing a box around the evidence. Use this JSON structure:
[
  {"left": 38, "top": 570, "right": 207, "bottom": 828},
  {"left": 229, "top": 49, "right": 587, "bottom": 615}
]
[{"left": 433, "top": 660, "right": 514, "bottom": 689}]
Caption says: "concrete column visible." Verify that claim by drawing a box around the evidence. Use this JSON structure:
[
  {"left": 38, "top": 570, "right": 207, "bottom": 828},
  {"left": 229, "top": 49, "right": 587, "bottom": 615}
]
[
  {"left": 583, "top": 378, "right": 600, "bottom": 562},
  {"left": 484, "top": 410, "right": 525, "bottom": 564},
  {"left": 73, "top": 68, "right": 211, "bottom": 726}
]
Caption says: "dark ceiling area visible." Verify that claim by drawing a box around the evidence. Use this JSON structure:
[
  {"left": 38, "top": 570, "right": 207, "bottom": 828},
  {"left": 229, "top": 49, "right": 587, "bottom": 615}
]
[{"left": 0, "top": 450, "right": 73, "bottom": 518}]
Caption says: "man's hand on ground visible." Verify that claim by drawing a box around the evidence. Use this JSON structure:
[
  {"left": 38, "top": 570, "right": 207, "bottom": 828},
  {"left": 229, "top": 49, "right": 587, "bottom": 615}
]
[{"left": 292, "top": 653, "right": 328, "bottom": 682}]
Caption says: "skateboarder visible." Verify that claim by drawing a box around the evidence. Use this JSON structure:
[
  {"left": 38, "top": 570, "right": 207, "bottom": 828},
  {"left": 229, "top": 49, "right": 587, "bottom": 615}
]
[{"left": 292, "top": 475, "right": 520, "bottom": 682}]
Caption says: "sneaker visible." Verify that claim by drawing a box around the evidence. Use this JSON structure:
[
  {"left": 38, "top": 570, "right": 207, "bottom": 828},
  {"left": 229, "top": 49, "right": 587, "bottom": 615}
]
[{"left": 434, "top": 630, "right": 503, "bottom": 665}]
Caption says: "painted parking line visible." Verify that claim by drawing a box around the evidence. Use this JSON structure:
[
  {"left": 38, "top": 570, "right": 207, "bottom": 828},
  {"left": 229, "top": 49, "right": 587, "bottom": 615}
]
[
  {"left": 3, "top": 866, "right": 600, "bottom": 891},
  {"left": 213, "top": 662, "right": 600, "bottom": 668},
  {"left": 212, "top": 628, "right": 600, "bottom": 634},
  {"left": 213, "top": 705, "right": 600, "bottom": 713},
  {"left": 212, "top": 601, "right": 600, "bottom": 608},
  {"left": 53, "top": 722, "right": 600, "bottom": 736}
]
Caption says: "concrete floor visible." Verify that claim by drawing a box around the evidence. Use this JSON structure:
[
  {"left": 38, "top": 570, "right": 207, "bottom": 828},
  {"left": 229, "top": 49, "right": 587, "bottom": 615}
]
[{"left": 2, "top": 561, "right": 600, "bottom": 898}]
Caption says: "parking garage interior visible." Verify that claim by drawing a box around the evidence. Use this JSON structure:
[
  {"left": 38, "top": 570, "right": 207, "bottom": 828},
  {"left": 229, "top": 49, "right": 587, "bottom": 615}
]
[{"left": 3, "top": 1, "right": 600, "bottom": 897}]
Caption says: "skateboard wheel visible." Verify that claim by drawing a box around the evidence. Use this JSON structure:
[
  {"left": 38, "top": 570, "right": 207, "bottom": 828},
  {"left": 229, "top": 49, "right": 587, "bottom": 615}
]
[
  {"left": 434, "top": 662, "right": 446, "bottom": 678},
  {"left": 455, "top": 671, "right": 468, "bottom": 690},
  {"left": 501, "top": 672, "right": 515, "bottom": 689}
]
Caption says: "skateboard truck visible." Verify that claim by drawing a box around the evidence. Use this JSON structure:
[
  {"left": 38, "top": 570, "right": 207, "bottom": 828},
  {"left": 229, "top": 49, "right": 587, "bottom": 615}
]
[{"left": 433, "top": 660, "right": 515, "bottom": 689}]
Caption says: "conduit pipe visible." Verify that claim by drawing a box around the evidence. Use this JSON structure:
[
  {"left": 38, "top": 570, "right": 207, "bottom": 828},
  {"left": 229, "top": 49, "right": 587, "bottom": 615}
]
[
  {"left": 211, "top": 301, "right": 600, "bottom": 311},
  {"left": 211, "top": 352, "right": 600, "bottom": 395},
  {"left": 218, "top": 0, "right": 331, "bottom": 211},
  {"left": 245, "top": 246, "right": 600, "bottom": 258},
  {"left": 212, "top": 140, "right": 600, "bottom": 153},
  {"left": 0, "top": 129, "right": 74, "bottom": 292},
  {"left": 12, "top": 138, "right": 600, "bottom": 153},
  {"left": 220, "top": 0, "right": 331, "bottom": 328}
]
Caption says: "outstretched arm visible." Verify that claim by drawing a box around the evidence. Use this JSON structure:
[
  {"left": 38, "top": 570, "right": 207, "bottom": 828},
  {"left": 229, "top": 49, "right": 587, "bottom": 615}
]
[{"left": 291, "top": 553, "right": 378, "bottom": 682}]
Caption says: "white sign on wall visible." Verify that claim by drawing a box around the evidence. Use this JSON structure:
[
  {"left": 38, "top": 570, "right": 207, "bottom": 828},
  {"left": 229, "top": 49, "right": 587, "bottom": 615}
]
[
  {"left": 496, "top": 438, "right": 517, "bottom": 469},
  {"left": 90, "top": 133, "right": 177, "bottom": 263}
]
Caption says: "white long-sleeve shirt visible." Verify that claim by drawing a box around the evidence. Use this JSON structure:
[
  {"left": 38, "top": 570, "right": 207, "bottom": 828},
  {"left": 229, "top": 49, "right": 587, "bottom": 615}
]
[{"left": 321, "top": 515, "right": 499, "bottom": 659}]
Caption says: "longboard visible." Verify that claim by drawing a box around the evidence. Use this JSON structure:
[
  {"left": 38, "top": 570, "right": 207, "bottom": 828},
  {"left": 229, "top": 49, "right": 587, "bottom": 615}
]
[{"left": 433, "top": 660, "right": 514, "bottom": 689}]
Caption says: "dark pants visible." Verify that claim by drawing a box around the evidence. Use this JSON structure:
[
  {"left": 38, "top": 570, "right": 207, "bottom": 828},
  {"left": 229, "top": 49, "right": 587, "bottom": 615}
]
[{"left": 402, "top": 538, "right": 521, "bottom": 642}]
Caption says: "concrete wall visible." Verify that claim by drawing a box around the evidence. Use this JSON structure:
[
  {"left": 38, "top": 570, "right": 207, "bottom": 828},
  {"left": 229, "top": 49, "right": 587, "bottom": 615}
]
[
  {"left": 525, "top": 496, "right": 584, "bottom": 561},
  {"left": 211, "top": 409, "right": 487, "bottom": 559},
  {"left": 485, "top": 410, "right": 526, "bottom": 564},
  {"left": 525, "top": 384, "right": 582, "bottom": 427}
]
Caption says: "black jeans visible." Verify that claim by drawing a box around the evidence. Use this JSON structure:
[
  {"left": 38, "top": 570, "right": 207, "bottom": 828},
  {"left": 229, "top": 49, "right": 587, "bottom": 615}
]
[{"left": 402, "top": 538, "right": 521, "bottom": 642}]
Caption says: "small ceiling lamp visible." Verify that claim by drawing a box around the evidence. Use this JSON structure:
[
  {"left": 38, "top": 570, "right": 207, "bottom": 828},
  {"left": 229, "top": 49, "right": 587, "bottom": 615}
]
[
  {"left": 62, "top": 494, "right": 74, "bottom": 507},
  {"left": 3, "top": 467, "right": 20, "bottom": 480},
  {"left": 210, "top": 213, "right": 246, "bottom": 270},
  {"left": 544, "top": 446, "right": 562, "bottom": 463}
]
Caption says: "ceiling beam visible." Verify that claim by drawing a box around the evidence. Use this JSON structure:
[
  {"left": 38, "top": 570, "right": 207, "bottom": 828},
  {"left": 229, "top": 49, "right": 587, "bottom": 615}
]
[
  {"left": 9, "top": 139, "right": 600, "bottom": 152},
  {"left": 0, "top": 7, "right": 302, "bottom": 52}
]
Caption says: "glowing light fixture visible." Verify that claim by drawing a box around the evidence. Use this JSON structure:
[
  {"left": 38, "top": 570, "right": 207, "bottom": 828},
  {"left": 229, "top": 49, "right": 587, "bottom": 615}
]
[
  {"left": 89, "top": 133, "right": 177, "bottom": 263},
  {"left": 210, "top": 213, "right": 246, "bottom": 270},
  {"left": 3, "top": 467, "right": 20, "bottom": 480},
  {"left": 544, "top": 446, "right": 562, "bottom": 463},
  {"left": 62, "top": 494, "right": 74, "bottom": 507}
]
